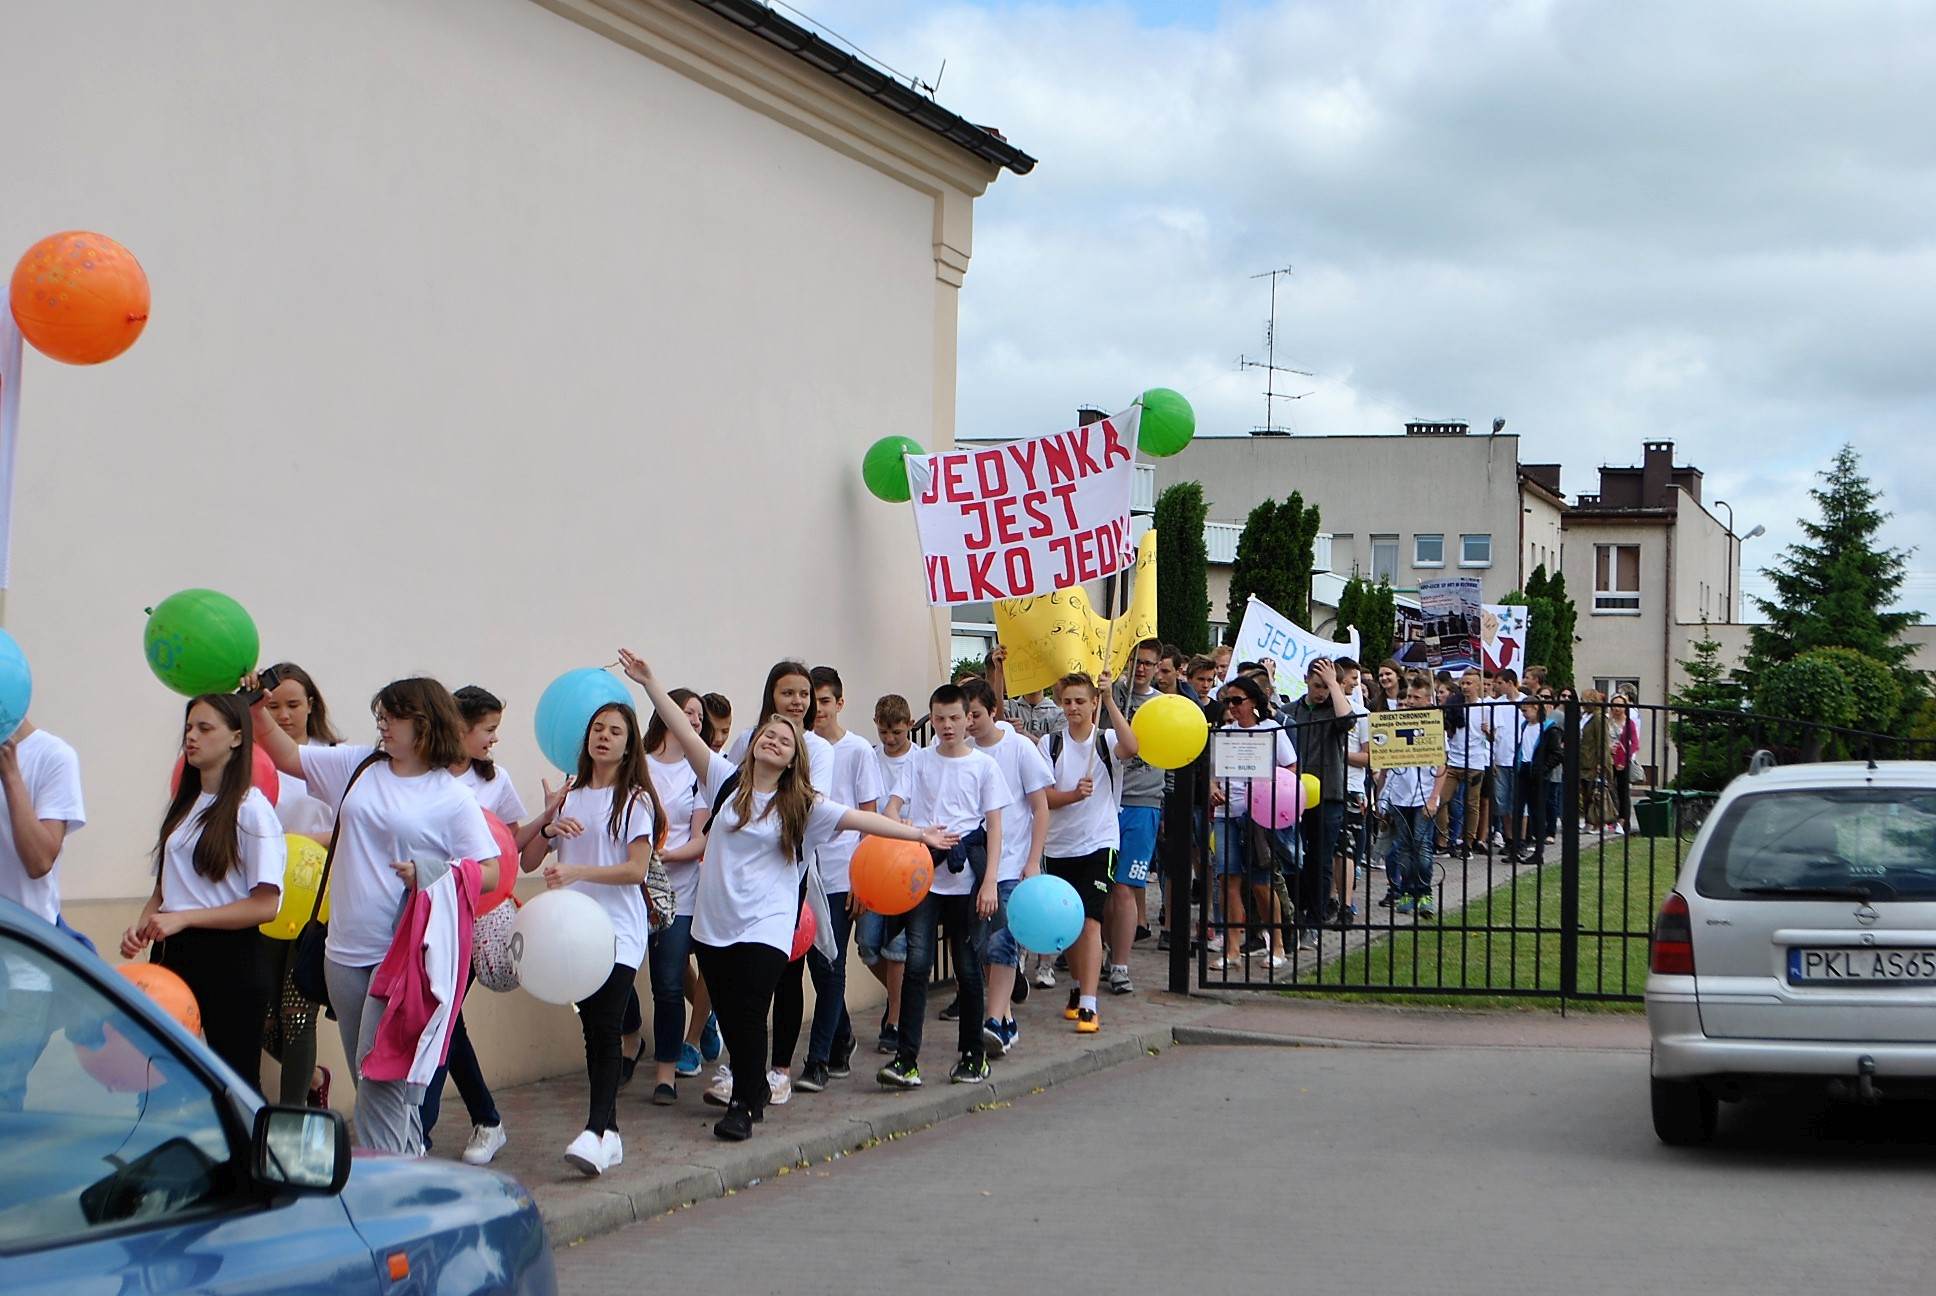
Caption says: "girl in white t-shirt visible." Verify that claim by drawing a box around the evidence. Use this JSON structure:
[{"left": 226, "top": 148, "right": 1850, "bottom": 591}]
[
  {"left": 422, "top": 684, "right": 532, "bottom": 1167},
  {"left": 521, "top": 701, "right": 665, "bottom": 1177},
  {"left": 251, "top": 675, "right": 500, "bottom": 1097},
  {"left": 1207, "top": 674, "right": 1299, "bottom": 971},
  {"left": 634, "top": 687, "right": 712, "bottom": 1102},
  {"left": 122, "top": 694, "right": 286, "bottom": 1094},
  {"left": 256, "top": 661, "right": 341, "bottom": 1109},
  {"left": 621, "top": 649, "right": 952, "bottom": 1143}
]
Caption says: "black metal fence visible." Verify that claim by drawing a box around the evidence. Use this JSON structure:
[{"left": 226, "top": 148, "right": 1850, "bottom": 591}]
[{"left": 1167, "top": 697, "right": 1934, "bottom": 1005}]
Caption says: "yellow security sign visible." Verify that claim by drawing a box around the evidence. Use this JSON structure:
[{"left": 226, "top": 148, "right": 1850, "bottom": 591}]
[{"left": 1368, "top": 708, "right": 1446, "bottom": 770}]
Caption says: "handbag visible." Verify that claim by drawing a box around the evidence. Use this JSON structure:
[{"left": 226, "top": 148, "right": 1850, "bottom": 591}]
[{"left": 292, "top": 753, "right": 386, "bottom": 1010}]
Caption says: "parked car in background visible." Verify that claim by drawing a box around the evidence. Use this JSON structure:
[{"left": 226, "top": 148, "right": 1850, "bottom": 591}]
[
  {"left": 1646, "top": 760, "right": 1936, "bottom": 1145},
  {"left": 0, "top": 898, "right": 556, "bottom": 1294}
]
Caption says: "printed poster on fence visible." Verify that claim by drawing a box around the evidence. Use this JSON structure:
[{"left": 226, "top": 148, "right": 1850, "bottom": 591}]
[
  {"left": 1368, "top": 708, "right": 1447, "bottom": 770},
  {"left": 1395, "top": 577, "right": 1482, "bottom": 672},
  {"left": 906, "top": 406, "right": 1141, "bottom": 606},
  {"left": 1224, "top": 595, "right": 1360, "bottom": 699},
  {"left": 1481, "top": 603, "right": 1531, "bottom": 675},
  {"left": 994, "top": 529, "right": 1155, "bottom": 696}
]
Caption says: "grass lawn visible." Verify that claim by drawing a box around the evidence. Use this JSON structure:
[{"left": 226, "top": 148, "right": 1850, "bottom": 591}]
[{"left": 1293, "top": 834, "right": 1688, "bottom": 1010}]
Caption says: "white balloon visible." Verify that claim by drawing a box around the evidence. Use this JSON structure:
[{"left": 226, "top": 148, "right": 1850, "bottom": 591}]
[{"left": 510, "top": 890, "right": 615, "bottom": 1005}]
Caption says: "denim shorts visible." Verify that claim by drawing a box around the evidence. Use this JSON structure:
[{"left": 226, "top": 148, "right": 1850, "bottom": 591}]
[
  {"left": 854, "top": 907, "right": 907, "bottom": 965},
  {"left": 1213, "top": 819, "right": 1276, "bottom": 885},
  {"left": 984, "top": 877, "right": 1023, "bottom": 968}
]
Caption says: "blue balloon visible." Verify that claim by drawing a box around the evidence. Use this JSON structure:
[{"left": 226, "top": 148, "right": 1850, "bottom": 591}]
[
  {"left": 533, "top": 668, "right": 631, "bottom": 772},
  {"left": 1005, "top": 874, "right": 1084, "bottom": 955},
  {"left": 0, "top": 630, "right": 31, "bottom": 743}
]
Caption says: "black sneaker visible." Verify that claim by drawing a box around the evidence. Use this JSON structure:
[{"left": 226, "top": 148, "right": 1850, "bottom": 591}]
[
  {"left": 651, "top": 1082, "right": 677, "bottom": 1106},
  {"left": 948, "top": 1053, "right": 990, "bottom": 1084},
  {"left": 796, "top": 1061, "right": 830, "bottom": 1093},
  {"left": 1012, "top": 972, "right": 1030, "bottom": 1004},
  {"left": 876, "top": 1022, "right": 900, "bottom": 1055},
  {"left": 877, "top": 1056, "right": 922, "bottom": 1089},
  {"left": 1054, "top": 953, "right": 1069, "bottom": 972},
  {"left": 828, "top": 1038, "right": 854, "bottom": 1079},
  {"left": 618, "top": 1042, "right": 646, "bottom": 1089},
  {"left": 1134, "top": 925, "right": 1153, "bottom": 944},
  {"left": 939, "top": 997, "right": 962, "bottom": 1022},
  {"left": 713, "top": 1103, "right": 754, "bottom": 1142},
  {"left": 1156, "top": 930, "right": 1171, "bottom": 951},
  {"left": 1377, "top": 891, "right": 1398, "bottom": 908}
]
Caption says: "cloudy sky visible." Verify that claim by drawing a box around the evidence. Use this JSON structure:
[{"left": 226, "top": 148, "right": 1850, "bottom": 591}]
[{"left": 799, "top": 0, "right": 1933, "bottom": 614}]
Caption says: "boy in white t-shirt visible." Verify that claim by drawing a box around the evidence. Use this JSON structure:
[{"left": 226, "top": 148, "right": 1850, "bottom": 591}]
[
  {"left": 877, "top": 684, "right": 1005, "bottom": 1089},
  {"left": 961, "top": 678, "right": 1052, "bottom": 1057},
  {"left": 0, "top": 718, "right": 88, "bottom": 1110},
  {"left": 857, "top": 694, "right": 915, "bottom": 1056},
  {"left": 796, "top": 667, "right": 883, "bottom": 1093},
  {"left": 1039, "top": 671, "right": 1138, "bottom": 1035}
]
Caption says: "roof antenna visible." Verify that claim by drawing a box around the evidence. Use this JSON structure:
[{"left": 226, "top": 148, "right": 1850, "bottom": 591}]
[{"left": 1237, "top": 264, "right": 1314, "bottom": 436}]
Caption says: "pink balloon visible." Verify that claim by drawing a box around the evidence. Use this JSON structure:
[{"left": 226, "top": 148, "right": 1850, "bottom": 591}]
[
  {"left": 170, "top": 745, "right": 279, "bottom": 807},
  {"left": 1246, "top": 766, "right": 1304, "bottom": 829},
  {"left": 790, "top": 902, "right": 817, "bottom": 962}
]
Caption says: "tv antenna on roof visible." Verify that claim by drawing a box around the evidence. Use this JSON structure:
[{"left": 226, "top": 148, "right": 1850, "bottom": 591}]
[{"left": 1237, "top": 265, "right": 1314, "bottom": 436}]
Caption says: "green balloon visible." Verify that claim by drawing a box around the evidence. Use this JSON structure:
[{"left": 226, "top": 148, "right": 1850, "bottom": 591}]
[
  {"left": 1137, "top": 387, "right": 1196, "bottom": 458},
  {"left": 862, "top": 434, "right": 926, "bottom": 503},
  {"left": 143, "top": 589, "right": 260, "bottom": 696}
]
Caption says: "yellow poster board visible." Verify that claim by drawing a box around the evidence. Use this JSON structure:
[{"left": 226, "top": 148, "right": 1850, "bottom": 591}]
[
  {"left": 993, "top": 530, "right": 1155, "bottom": 697},
  {"left": 1368, "top": 708, "right": 1446, "bottom": 770}
]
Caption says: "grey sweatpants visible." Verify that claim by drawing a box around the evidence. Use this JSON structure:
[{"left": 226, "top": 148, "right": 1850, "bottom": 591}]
[{"left": 325, "top": 956, "right": 426, "bottom": 1155}]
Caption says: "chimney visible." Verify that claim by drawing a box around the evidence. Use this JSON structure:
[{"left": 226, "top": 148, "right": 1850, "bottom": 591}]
[
  {"left": 1405, "top": 421, "right": 1469, "bottom": 436},
  {"left": 1077, "top": 407, "right": 1108, "bottom": 426},
  {"left": 1642, "top": 440, "right": 1674, "bottom": 508}
]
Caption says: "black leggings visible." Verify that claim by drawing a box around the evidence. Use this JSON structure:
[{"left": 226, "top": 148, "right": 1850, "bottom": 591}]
[
  {"left": 152, "top": 926, "right": 272, "bottom": 1096},
  {"left": 575, "top": 964, "right": 636, "bottom": 1135},
  {"left": 771, "top": 956, "right": 805, "bottom": 1069},
  {"left": 693, "top": 940, "right": 788, "bottom": 1112}
]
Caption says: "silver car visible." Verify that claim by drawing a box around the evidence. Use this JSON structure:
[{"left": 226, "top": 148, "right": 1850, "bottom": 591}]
[{"left": 1645, "top": 759, "right": 1936, "bottom": 1145}]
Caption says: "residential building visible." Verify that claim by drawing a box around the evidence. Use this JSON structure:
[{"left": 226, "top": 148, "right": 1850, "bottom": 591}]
[{"left": 6, "top": 0, "right": 1029, "bottom": 1087}]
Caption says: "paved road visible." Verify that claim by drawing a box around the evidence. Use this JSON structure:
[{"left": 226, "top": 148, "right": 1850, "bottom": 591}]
[{"left": 554, "top": 1044, "right": 1936, "bottom": 1293}]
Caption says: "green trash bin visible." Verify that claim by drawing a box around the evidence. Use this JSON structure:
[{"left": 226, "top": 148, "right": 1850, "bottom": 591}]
[{"left": 1635, "top": 793, "right": 1676, "bottom": 839}]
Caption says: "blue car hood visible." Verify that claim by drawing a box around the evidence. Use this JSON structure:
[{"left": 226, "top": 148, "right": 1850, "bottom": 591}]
[{"left": 338, "top": 1154, "right": 553, "bottom": 1293}]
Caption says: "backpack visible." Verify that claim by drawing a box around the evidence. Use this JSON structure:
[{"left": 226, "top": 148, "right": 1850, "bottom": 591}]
[{"left": 1049, "top": 729, "right": 1113, "bottom": 789}]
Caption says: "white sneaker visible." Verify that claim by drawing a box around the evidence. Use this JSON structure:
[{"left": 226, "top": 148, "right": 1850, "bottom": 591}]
[
  {"left": 1033, "top": 964, "right": 1057, "bottom": 989},
  {"left": 703, "top": 1065, "right": 734, "bottom": 1108},
  {"left": 1267, "top": 953, "right": 1291, "bottom": 970},
  {"left": 599, "top": 1129, "right": 623, "bottom": 1169},
  {"left": 767, "top": 1069, "right": 793, "bottom": 1106},
  {"left": 460, "top": 1123, "right": 507, "bottom": 1166},
  {"left": 563, "top": 1129, "right": 607, "bottom": 1177}
]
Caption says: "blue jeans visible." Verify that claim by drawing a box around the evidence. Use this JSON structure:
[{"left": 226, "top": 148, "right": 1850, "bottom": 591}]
[
  {"left": 1389, "top": 806, "right": 1435, "bottom": 897},
  {"left": 804, "top": 896, "right": 855, "bottom": 1067},
  {"left": 884, "top": 889, "right": 988, "bottom": 1064},
  {"left": 1491, "top": 765, "right": 1521, "bottom": 847},
  {"left": 647, "top": 914, "right": 693, "bottom": 1065},
  {"left": 985, "top": 877, "right": 1023, "bottom": 967}
]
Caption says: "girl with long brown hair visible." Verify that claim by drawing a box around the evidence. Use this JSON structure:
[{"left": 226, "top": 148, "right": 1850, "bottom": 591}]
[
  {"left": 620, "top": 648, "right": 953, "bottom": 1143},
  {"left": 123, "top": 693, "right": 285, "bottom": 1091}
]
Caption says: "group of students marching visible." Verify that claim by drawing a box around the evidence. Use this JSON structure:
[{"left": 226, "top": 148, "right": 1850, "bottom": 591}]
[{"left": 0, "top": 642, "right": 1186, "bottom": 1180}]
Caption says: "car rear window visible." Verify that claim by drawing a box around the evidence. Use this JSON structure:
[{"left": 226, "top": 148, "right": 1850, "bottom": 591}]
[{"left": 1695, "top": 786, "right": 1936, "bottom": 901}]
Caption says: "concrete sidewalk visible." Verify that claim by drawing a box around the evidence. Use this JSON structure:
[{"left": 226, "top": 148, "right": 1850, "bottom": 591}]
[{"left": 429, "top": 942, "right": 1644, "bottom": 1248}]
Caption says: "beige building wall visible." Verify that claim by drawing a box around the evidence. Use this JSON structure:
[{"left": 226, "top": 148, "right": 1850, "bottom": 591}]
[
  {"left": 1564, "top": 519, "right": 1669, "bottom": 698},
  {"left": 1523, "top": 490, "right": 1566, "bottom": 581},
  {"left": 4, "top": 0, "right": 1008, "bottom": 1092}
]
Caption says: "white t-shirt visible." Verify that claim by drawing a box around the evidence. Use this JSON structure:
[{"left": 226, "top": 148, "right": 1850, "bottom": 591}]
[
  {"left": 1346, "top": 708, "right": 1372, "bottom": 796},
  {"left": 726, "top": 725, "right": 834, "bottom": 793},
  {"left": 875, "top": 745, "right": 915, "bottom": 809},
  {"left": 553, "top": 784, "right": 656, "bottom": 969},
  {"left": 648, "top": 752, "right": 704, "bottom": 917},
  {"left": 454, "top": 764, "right": 528, "bottom": 826},
  {"left": 0, "top": 729, "right": 86, "bottom": 925},
  {"left": 1489, "top": 694, "right": 1526, "bottom": 769},
  {"left": 159, "top": 788, "right": 286, "bottom": 912},
  {"left": 1039, "top": 729, "right": 1123, "bottom": 857},
  {"left": 691, "top": 753, "right": 848, "bottom": 954},
  {"left": 977, "top": 729, "right": 1054, "bottom": 882},
  {"left": 1448, "top": 702, "right": 1492, "bottom": 770},
  {"left": 812, "top": 730, "right": 885, "bottom": 894},
  {"left": 275, "top": 743, "right": 339, "bottom": 839},
  {"left": 299, "top": 745, "right": 497, "bottom": 967},
  {"left": 1212, "top": 722, "right": 1297, "bottom": 822},
  {"left": 892, "top": 746, "right": 1006, "bottom": 897}
]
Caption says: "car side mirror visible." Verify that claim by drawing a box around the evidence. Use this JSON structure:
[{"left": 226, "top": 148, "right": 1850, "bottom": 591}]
[{"left": 252, "top": 1105, "right": 350, "bottom": 1195}]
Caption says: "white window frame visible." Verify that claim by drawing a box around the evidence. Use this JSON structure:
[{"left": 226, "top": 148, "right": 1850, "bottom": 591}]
[
  {"left": 1414, "top": 533, "right": 1445, "bottom": 568},
  {"left": 1459, "top": 533, "right": 1492, "bottom": 569},
  {"left": 1594, "top": 676, "right": 1641, "bottom": 702},
  {"left": 1594, "top": 543, "right": 1642, "bottom": 615},
  {"left": 1370, "top": 534, "right": 1399, "bottom": 584}
]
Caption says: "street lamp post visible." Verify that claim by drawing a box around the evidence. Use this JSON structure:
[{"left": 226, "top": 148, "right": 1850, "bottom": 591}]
[{"left": 1714, "top": 499, "right": 1765, "bottom": 623}]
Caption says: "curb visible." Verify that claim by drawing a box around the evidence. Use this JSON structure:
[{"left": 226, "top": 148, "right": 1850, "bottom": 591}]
[
  {"left": 1170, "top": 1024, "right": 1651, "bottom": 1054},
  {"left": 537, "top": 1026, "right": 1175, "bottom": 1247}
]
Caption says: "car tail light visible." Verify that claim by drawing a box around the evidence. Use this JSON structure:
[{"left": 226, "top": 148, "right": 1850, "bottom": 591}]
[{"left": 1652, "top": 891, "right": 1695, "bottom": 975}]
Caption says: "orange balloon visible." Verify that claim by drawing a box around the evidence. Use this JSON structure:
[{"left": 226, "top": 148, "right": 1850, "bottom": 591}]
[
  {"left": 850, "top": 836, "right": 934, "bottom": 916},
  {"left": 10, "top": 231, "right": 150, "bottom": 364},
  {"left": 118, "top": 961, "right": 203, "bottom": 1036}
]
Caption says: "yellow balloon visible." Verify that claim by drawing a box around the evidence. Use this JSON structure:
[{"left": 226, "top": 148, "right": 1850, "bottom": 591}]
[
  {"left": 1130, "top": 693, "right": 1209, "bottom": 770},
  {"left": 1301, "top": 773, "right": 1321, "bottom": 812},
  {"left": 261, "top": 833, "right": 329, "bottom": 940}
]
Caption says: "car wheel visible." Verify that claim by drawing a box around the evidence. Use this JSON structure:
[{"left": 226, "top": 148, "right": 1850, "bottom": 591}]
[{"left": 1651, "top": 1075, "right": 1718, "bottom": 1146}]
